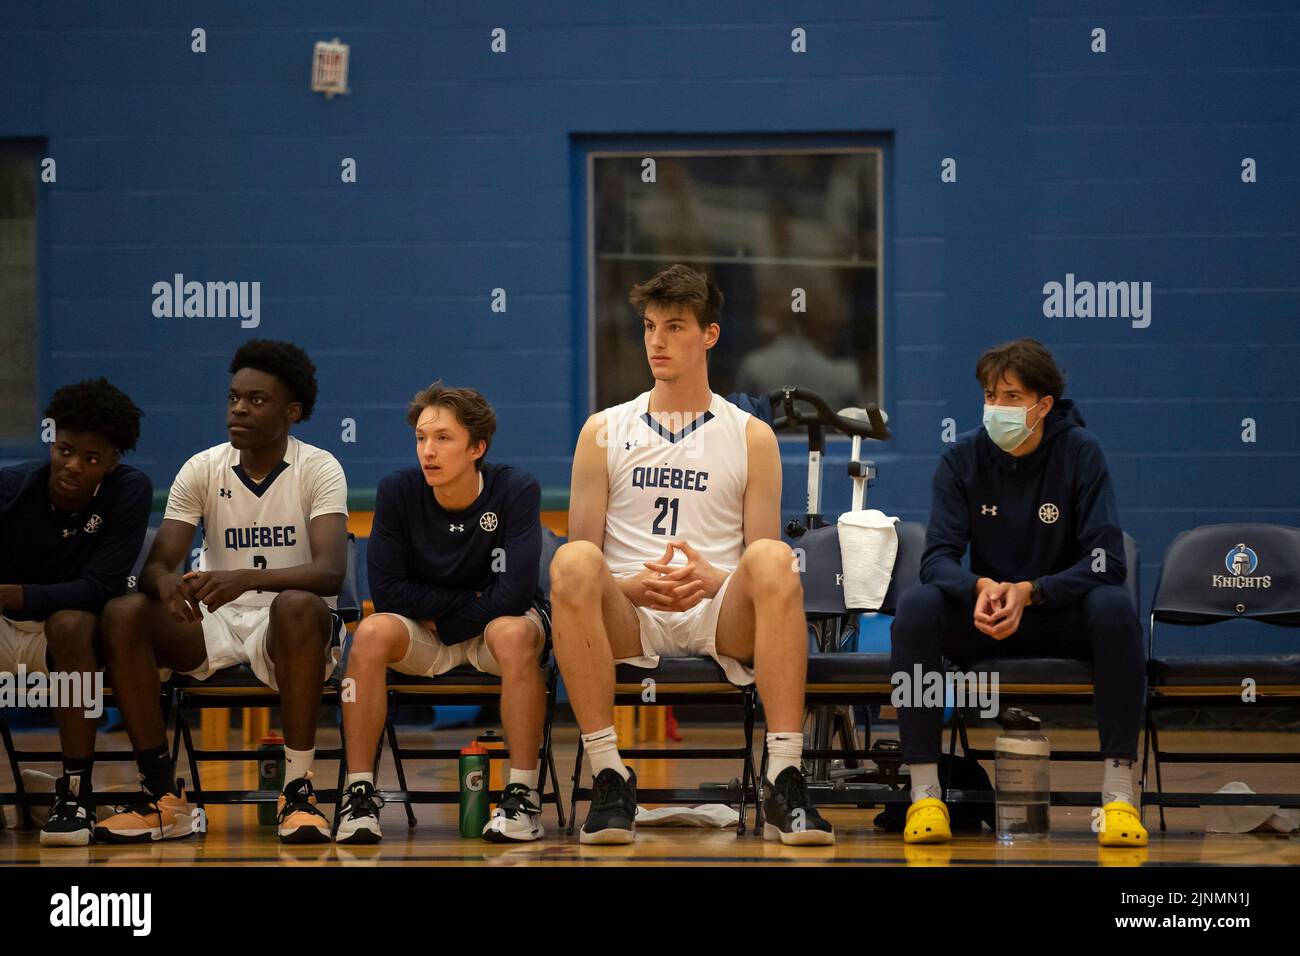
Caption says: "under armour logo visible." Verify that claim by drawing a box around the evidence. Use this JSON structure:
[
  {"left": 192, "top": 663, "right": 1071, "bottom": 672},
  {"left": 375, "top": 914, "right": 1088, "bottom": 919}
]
[
  {"left": 62, "top": 528, "right": 77, "bottom": 538},
  {"left": 219, "top": 488, "right": 232, "bottom": 498},
  {"left": 625, "top": 440, "right": 638, "bottom": 450},
  {"left": 449, "top": 523, "right": 465, "bottom": 532},
  {"left": 981, "top": 505, "right": 998, "bottom": 516}
]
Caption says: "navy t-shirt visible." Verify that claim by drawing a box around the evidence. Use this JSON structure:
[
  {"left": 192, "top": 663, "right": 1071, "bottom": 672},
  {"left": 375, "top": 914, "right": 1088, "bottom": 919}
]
[
  {"left": 0, "top": 460, "right": 153, "bottom": 621},
  {"left": 367, "top": 461, "right": 547, "bottom": 645}
]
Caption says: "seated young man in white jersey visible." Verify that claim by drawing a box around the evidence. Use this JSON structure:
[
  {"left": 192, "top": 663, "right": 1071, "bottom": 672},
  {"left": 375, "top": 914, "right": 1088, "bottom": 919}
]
[
  {"left": 98, "top": 341, "right": 349, "bottom": 844},
  {"left": 0, "top": 379, "right": 151, "bottom": 846},
  {"left": 335, "top": 383, "right": 552, "bottom": 844},
  {"left": 550, "top": 263, "right": 834, "bottom": 846}
]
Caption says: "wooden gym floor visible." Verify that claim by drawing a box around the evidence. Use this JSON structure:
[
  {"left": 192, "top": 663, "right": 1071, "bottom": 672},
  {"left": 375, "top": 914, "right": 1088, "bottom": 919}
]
[{"left": 2, "top": 723, "right": 1297, "bottom": 867}]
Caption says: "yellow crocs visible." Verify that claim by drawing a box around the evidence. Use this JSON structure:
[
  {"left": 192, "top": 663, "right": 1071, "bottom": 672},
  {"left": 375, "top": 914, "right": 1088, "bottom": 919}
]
[
  {"left": 904, "top": 797, "right": 952, "bottom": 844},
  {"left": 1097, "top": 800, "right": 1148, "bottom": 847}
]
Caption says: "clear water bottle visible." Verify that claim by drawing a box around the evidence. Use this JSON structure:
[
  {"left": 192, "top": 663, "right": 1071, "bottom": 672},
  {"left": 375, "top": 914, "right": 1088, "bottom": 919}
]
[{"left": 995, "top": 708, "right": 1050, "bottom": 842}]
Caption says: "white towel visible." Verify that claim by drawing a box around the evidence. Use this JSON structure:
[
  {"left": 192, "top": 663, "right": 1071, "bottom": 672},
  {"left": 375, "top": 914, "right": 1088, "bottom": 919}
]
[
  {"left": 837, "top": 509, "right": 899, "bottom": 610},
  {"left": 635, "top": 804, "right": 739, "bottom": 828},
  {"left": 1204, "top": 781, "right": 1300, "bottom": 834}
]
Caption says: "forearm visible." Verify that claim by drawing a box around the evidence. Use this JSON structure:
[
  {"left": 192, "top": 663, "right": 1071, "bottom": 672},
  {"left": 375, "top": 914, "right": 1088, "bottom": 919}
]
[
  {"left": 921, "top": 555, "right": 980, "bottom": 602},
  {"left": 140, "top": 561, "right": 182, "bottom": 600},
  {"left": 246, "top": 563, "right": 345, "bottom": 598},
  {"left": 20, "top": 581, "right": 110, "bottom": 617},
  {"left": 371, "top": 574, "right": 472, "bottom": 622}
]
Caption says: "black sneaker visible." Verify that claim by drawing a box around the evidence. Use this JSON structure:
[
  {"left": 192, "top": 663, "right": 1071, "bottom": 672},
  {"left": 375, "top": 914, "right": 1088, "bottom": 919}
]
[
  {"left": 334, "top": 780, "right": 384, "bottom": 844},
  {"left": 483, "top": 781, "right": 545, "bottom": 843},
  {"left": 580, "top": 768, "right": 637, "bottom": 844},
  {"left": 763, "top": 766, "right": 835, "bottom": 845},
  {"left": 40, "top": 775, "right": 95, "bottom": 847},
  {"left": 276, "top": 775, "right": 331, "bottom": 844}
]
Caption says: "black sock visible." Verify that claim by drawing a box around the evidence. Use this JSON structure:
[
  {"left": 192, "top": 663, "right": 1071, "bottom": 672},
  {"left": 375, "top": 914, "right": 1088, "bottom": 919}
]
[
  {"left": 134, "top": 744, "right": 176, "bottom": 798},
  {"left": 63, "top": 757, "right": 93, "bottom": 799}
]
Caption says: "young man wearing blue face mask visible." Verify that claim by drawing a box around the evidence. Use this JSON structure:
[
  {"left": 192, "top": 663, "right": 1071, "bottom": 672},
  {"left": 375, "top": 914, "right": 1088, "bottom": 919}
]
[{"left": 890, "top": 338, "right": 1146, "bottom": 848}]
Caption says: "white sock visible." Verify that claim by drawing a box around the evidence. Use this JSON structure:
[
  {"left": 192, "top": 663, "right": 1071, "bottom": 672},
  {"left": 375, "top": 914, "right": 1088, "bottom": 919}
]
[
  {"left": 910, "top": 762, "right": 941, "bottom": 803},
  {"left": 581, "top": 726, "right": 629, "bottom": 780},
  {"left": 345, "top": 772, "right": 374, "bottom": 788},
  {"left": 508, "top": 767, "right": 540, "bottom": 791},
  {"left": 1101, "top": 758, "right": 1134, "bottom": 806},
  {"left": 765, "top": 732, "right": 803, "bottom": 784},
  {"left": 284, "top": 746, "right": 314, "bottom": 784}
]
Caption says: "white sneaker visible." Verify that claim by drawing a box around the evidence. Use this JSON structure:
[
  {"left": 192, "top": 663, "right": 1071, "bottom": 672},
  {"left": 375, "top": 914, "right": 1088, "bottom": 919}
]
[
  {"left": 334, "top": 780, "right": 384, "bottom": 844},
  {"left": 482, "top": 783, "right": 544, "bottom": 843}
]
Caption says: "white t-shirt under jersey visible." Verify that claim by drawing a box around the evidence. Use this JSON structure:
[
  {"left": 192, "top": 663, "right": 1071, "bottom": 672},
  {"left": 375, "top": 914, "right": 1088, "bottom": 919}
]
[
  {"left": 601, "top": 391, "right": 749, "bottom": 577},
  {"left": 163, "top": 436, "right": 349, "bottom": 608}
]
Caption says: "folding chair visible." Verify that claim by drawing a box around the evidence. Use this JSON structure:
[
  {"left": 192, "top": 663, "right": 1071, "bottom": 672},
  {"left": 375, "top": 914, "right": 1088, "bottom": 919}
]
[
  {"left": 948, "top": 532, "right": 1142, "bottom": 809},
  {"left": 169, "top": 533, "right": 362, "bottom": 814},
  {"left": 374, "top": 528, "right": 567, "bottom": 828},
  {"left": 1145, "top": 522, "right": 1300, "bottom": 829},
  {"left": 0, "top": 526, "right": 167, "bottom": 825},
  {"left": 755, "top": 520, "right": 924, "bottom": 824}
]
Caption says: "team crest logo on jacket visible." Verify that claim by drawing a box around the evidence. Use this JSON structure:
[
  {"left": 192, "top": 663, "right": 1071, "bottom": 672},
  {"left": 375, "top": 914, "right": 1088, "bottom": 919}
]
[
  {"left": 480, "top": 512, "right": 498, "bottom": 532},
  {"left": 84, "top": 515, "right": 103, "bottom": 533},
  {"left": 1038, "top": 503, "right": 1059, "bottom": 524}
]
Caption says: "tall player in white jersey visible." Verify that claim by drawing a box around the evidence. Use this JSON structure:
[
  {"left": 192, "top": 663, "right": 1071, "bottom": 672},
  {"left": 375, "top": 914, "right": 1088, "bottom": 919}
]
[
  {"left": 551, "top": 263, "right": 834, "bottom": 845},
  {"left": 99, "top": 341, "right": 349, "bottom": 844}
]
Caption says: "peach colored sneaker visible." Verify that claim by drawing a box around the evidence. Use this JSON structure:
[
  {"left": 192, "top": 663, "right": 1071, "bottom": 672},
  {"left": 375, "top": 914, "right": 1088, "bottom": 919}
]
[
  {"left": 277, "top": 774, "right": 331, "bottom": 844},
  {"left": 96, "top": 789, "right": 195, "bottom": 843}
]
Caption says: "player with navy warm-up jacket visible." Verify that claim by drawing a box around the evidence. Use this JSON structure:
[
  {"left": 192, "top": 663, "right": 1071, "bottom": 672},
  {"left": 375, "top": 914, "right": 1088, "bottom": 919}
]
[{"left": 337, "top": 383, "right": 551, "bottom": 844}]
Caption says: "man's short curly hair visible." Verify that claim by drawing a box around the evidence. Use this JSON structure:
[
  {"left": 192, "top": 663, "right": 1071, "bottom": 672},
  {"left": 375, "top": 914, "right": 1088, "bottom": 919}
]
[
  {"left": 229, "top": 339, "right": 319, "bottom": 421},
  {"left": 44, "top": 378, "right": 144, "bottom": 454}
]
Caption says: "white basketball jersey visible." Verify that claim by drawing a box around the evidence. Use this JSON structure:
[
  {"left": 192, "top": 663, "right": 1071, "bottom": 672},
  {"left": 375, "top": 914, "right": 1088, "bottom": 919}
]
[
  {"left": 602, "top": 391, "right": 749, "bottom": 577},
  {"left": 163, "top": 436, "right": 349, "bottom": 608}
]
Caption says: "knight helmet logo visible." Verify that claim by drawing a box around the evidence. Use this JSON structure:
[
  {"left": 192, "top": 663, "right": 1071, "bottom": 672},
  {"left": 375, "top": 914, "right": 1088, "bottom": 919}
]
[
  {"left": 1212, "top": 543, "right": 1271, "bottom": 589},
  {"left": 1226, "top": 543, "right": 1257, "bottom": 576}
]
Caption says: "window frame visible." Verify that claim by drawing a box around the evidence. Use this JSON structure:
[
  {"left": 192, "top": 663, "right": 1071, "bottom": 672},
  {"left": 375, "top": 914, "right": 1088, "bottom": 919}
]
[{"left": 580, "top": 139, "right": 886, "bottom": 441}]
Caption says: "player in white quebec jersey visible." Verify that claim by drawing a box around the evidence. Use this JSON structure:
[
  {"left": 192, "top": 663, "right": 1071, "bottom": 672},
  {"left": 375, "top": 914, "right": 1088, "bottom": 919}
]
[
  {"left": 99, "top": 341, "right": 349, "bottom": 845},
  {"left": 550, "top": 263, "right": 834, "bottom": 846}
]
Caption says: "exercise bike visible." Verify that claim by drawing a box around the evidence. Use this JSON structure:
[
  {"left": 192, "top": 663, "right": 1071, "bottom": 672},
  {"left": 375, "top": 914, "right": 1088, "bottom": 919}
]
[{"left": 766, "top": 386, "right": 907, "bottom": 795}]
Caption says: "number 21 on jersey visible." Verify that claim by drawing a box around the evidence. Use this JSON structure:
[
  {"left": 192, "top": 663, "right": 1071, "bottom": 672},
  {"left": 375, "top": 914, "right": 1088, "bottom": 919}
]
[{"left": 652, "top": 496, "right": 679, "bottom": 536}]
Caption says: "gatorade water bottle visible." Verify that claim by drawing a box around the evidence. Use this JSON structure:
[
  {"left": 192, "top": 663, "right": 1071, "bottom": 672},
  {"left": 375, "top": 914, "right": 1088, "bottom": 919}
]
[
  {"left": 257, "top": 732, "right": 285, "bottom": 826},
  {"left": 476, "top": 730, "right": 505, "bottom": 810},
  {"left": 459, "top": 741, "right": 489, "bottom": 837},
  {"left": 995, "top": 708, "right": 1050, "bottom": 842}
]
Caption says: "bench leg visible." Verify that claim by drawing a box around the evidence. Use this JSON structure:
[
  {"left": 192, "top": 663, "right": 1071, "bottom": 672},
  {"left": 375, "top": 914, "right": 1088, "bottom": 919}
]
[
  {"left": 0, "top": 715, "right": 33, "bottom": 830},
  {"left": 567, "top": 736, "right": 585, "bottom": 835},
  {"left": 384, "top": 714, "right": 417, "bottom": 828},
  {"left": 1148, "top": 713, "right": 1168, "bottom": 832},
  {"left": 740, "top": 688, "right": 758, "bottom": 836},
  {"left": 539, "top": 667, "right": 566, "bottom": 829},
  {"left": 178, "top": 707, "right": 204, "bottom": 810}
]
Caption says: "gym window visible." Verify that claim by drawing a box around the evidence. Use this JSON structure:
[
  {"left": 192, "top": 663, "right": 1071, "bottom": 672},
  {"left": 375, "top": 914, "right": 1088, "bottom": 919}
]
[
  {"left": 586, "top": 146, "right": 883, "bottom": 422},
  {"left": 0, "top": 142, "right": 40, "bottom": 445}
]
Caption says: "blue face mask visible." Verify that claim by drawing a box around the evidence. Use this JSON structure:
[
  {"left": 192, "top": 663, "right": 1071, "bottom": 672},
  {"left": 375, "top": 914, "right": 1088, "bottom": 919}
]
[{"left": 983, "top": 399, "right": 1043, "bottom": 452}]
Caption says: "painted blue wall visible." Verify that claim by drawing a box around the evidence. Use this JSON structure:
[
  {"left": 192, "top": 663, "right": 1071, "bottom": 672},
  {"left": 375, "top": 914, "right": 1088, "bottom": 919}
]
[{"left": 2, "top": 1, "right": 1297, "bottom": 644}]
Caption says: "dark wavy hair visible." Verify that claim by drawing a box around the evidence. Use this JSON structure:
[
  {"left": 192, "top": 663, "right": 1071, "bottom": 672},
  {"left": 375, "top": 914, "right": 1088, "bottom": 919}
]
[
  {"left": 44, "top": 378, "right": 144, "bottom": 453},
  {"left": 229, "top": 339, "right": 319, "bottom": 420},
  {"left": 406, "top": 382, "right": 497, "bottom": 470},
  {"left": 976, "top": 338, "right": 1067, "bottom": 402},
  {"left": 628, "top": 263, "right": 724, "bottom": 329}
]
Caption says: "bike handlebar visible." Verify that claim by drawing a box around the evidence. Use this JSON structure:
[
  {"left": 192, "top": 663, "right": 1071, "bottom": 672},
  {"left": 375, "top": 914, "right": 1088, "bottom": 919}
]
[{"left": 766, "top": 386, "right": 892, "bottom": 441}]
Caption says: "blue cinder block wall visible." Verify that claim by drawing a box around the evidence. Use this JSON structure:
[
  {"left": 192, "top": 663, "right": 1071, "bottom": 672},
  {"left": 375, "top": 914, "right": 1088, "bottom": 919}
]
[{"left": 2, "top": 1, "right": 1297, "bottom": 649}]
